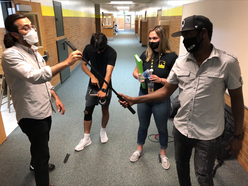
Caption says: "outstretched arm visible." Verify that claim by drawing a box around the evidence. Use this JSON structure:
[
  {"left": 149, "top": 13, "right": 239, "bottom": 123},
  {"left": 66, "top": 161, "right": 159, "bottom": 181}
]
[
  {"left": 51, "top": 50, "right": 82, "bottom": 77},
  {"left": 119, "top": 81, "right": 178, "bottom": 107}
]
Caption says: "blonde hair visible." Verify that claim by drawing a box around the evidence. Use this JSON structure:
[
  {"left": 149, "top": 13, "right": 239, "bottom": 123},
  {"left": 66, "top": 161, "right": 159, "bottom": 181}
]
[{"left": 145, "top": 25, "right": 172, "bottom": 62}]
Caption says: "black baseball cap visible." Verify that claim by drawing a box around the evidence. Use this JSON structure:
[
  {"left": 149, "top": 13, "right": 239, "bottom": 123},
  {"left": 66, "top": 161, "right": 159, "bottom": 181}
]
[{"left": 172, "top": 15, "right": 213, "bottom": 37}]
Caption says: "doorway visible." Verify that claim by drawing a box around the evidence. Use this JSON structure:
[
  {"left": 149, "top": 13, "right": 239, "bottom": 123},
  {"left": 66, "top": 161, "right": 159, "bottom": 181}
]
[
  {"left": 116, "top": 13, "right": 135, "bottom": 32},
  {"left": 124, "top": 15, "right": 131, "bottom": 30}
]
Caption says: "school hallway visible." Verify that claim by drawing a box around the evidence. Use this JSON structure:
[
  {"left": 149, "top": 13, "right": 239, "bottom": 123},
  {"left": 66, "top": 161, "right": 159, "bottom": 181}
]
[{"left": 0, "top": 31, "right": 248, "bottom": 186}]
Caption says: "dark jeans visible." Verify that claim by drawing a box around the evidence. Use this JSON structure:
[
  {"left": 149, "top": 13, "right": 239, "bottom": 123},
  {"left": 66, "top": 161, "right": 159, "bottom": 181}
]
[
  {"left": 137, "top": 91, "right": 171, "bottom": 149},
  {"left": 173, "top": 127, "right": 221, "bottom": 186},
  {"left": 19, "top": 116, "right": 52, "bottom": 186}
]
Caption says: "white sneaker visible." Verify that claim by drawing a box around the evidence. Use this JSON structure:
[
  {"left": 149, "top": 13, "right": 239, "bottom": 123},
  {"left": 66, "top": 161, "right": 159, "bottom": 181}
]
[
  {"left": 100, "top": 130, "right": 108, "bottom": 143},
  {"left": 130, "top": 150, "right": 143, "bottom": 162},
  {"left": 160, "top": 155, "right": 170, "bottom": 170},
  {"left": 75, "top": 138, "right": 92, "bottom": 151}
]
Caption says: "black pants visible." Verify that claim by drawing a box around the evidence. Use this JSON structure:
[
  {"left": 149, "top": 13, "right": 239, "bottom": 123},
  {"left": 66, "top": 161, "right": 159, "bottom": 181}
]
[
  {"left": 174, "top": 127, "right": 221, "bottom": 186},
  {"left": 19, "top": 116, "right": 52, "bottom": 186}
]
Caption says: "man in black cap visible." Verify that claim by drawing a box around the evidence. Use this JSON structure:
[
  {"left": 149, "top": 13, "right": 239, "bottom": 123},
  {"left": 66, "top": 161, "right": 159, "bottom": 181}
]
[{"left": 119, "top": 15, "right": 244, "bottom": 186}]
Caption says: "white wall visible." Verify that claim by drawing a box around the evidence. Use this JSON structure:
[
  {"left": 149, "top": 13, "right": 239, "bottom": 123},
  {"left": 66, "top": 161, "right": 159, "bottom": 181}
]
[
  {"left": 0, "top": 4, "right": 4, "bottom": 28},
  {"left": 23, "top": 0, "right": 53, "bottom": 7},
  {"left": 179, "top": 0, "right": 248, "bottom": 106}
]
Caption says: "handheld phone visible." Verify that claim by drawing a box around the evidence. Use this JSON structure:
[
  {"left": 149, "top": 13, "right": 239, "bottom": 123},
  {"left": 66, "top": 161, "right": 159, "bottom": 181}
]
[{"left": 89, "top": 89, "right": 98, "bottom": 96}]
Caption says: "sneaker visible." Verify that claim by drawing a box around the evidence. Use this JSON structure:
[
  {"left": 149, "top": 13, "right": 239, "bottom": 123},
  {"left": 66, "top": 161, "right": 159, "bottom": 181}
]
[
  {"left": 130, "top": 150, "right": 143, "bottom": 162},
  {"left": 30, "top": 163, "right": 55, "bottom": 171},
  {"left": 160, "top": 155, "right": 170, "bottom": 170},
  {"left": 75, "top": 138, "right": 92, "bottom": 151},
  {"left": 100, "top": 130, "right": 108, "bottom": 143}
]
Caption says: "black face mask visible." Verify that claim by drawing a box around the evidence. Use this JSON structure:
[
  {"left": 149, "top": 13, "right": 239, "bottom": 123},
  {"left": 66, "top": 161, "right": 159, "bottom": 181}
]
[
  {"left": 149, "top": 41, "right": 160, "bottom": 50},
  {"left": 183, "top": 32, "right": 204, "bottom": 53}
]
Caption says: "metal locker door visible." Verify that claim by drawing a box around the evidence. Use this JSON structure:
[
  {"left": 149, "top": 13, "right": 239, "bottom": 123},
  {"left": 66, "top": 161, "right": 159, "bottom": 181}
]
[{"left": 56, "top": 38, "right": 70, "bottom": 83}]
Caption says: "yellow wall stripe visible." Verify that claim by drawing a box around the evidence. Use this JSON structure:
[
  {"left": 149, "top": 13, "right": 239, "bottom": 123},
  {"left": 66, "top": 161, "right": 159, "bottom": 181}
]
[
  {"left": 162, "top": 6, "right": 182, "bottom": 17},
  {"left": 41, "top": 5, "right": 55, "bottom": 16},
  {"left": 41, "top": 5, "right": 95, "bottom": 18},
  {"left": 62, "top": 9, "right": 95, "bottom": 18},
  {"left": 147, "top": 13, "right": 157, "bottom": 18},
  {"left": 41, "top": 5, "right": 182, "bottom": 18}
]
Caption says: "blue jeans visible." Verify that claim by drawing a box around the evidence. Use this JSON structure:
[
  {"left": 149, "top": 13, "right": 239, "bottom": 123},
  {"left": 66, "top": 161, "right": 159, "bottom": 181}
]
[
  {"left": 173, "top": 127, "right": 221, "bottom": 186},
  {"left": 137, "top": 91, "right": 171, "bottom": 149}
]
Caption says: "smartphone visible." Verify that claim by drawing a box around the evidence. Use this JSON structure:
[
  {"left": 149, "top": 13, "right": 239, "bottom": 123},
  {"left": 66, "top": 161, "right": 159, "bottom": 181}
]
[{"left": 89, "top": 88, "right": 98, "bottom": 96}]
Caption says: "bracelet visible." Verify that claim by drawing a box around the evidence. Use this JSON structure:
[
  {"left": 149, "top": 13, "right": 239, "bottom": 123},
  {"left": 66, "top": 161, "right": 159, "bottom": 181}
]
[{"left": 160, "top": 78, "right": 162, "bottom": 84}]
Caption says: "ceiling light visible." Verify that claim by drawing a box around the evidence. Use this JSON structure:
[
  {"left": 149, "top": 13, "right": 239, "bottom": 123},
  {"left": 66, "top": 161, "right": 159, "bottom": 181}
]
[
  {"left": 116, "top": 6, "right": 130, "bottom": 10},
  {"left": 110, "top": 1, "right": 133, "bottom": 4}
]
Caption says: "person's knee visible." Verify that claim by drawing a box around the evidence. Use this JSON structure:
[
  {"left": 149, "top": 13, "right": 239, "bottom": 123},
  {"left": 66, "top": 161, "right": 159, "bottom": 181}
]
[{"left": 84, "top": 106, "right": 94, "bottom": 121}]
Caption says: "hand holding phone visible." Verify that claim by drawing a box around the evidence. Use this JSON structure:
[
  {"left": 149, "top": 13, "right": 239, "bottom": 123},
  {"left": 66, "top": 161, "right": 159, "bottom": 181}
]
[{"left": 89, "top": 88, "right": 98, "bottom": 96}]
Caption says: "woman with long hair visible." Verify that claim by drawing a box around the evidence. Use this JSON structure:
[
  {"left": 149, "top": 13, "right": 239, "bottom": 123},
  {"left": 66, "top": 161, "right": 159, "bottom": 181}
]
[{"left": 130, "top": 25, "right": 178, "bottom": 170}]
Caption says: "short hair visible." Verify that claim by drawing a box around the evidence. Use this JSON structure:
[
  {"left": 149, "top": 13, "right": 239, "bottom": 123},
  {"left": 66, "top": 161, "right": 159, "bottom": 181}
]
[
  {"left": 90, "top": 33, "right": 107, "bottom": 52},
  {"left": 146, "top": 25, "right": 171, "bottom": 62},
  {"left": 4, "top": 13, "right": 26, "bottom": 48}
]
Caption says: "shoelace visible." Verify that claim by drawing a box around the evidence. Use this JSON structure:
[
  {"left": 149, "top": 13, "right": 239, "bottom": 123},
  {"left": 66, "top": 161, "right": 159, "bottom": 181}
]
[
  {"left": 161, "top": 156, "right": 168, "bottom": 163},
  {"left": 133, "top": 151, "right": 141, "bottom": 157}
]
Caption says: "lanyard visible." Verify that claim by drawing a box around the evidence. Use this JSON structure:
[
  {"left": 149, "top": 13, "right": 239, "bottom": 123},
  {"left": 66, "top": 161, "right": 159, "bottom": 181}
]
[{"left": 151, "top": 53, "right": 163, "bottom": 69}]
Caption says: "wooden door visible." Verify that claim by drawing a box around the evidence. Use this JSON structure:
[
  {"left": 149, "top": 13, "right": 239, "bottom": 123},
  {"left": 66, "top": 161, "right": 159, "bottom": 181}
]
[
  {"left": 0, "top": 112, "right": 6, "bottom": 145},
  {"left": 157, "top": 9, "right": 162, "bottom": 25}
]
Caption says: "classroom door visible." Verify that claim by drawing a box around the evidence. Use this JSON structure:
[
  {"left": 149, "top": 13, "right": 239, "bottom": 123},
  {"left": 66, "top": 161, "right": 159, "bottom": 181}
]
[
  {"left": 56, "top": 38, "right": 70, "bottom": 83},
  {"left": 124, "top": 15, "right": 131, "bottom": 30}
]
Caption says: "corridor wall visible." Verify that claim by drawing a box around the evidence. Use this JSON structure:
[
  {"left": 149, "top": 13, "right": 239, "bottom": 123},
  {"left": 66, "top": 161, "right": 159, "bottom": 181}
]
[
  {"left": 138, "top": 6, "right": 182, "bottom": 54},
  {"left": 40, "top": 0, "right": 95, "bottom": 86}
]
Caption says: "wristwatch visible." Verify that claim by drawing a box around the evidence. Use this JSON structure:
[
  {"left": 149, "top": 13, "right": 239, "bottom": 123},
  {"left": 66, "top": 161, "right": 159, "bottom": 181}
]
[
  {"left": 233, "top": 133, "right": 244, "bottom": 140},
  {"left": 101, "top": 88, "right": 107, "bottom": 93}
]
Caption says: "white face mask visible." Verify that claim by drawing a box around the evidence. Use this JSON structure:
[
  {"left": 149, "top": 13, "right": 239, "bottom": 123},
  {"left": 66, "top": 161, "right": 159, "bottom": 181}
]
[{"left": 23, "top": 29, "right": 39, "bottom": 45}]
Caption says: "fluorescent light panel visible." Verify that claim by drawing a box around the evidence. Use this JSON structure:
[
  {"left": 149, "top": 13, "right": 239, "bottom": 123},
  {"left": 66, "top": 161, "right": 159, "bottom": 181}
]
[
  {"left": 110, "top": 1, "right": 133, "bottom": 4},
  {"left": 116, "top": 6, "right": 130, "bottom": 10}
]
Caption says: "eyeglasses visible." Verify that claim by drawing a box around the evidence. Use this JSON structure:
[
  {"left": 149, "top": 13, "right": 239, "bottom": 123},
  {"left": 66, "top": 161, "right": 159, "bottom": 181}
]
[{"left": 19, "top": 25, "right": 36, "bottom": 31}]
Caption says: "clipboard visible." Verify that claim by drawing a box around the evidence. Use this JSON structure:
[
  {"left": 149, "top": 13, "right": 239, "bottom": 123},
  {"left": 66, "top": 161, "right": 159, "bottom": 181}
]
[{"left": 134, "top": 54, "right": 145, "bottom": 89}]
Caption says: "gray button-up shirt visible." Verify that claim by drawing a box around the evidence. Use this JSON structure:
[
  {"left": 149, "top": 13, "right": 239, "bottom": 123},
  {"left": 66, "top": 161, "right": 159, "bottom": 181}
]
[
  {"left": 2, "top": 42, "right": 53, "bottom": 122},
  {"left": 167, "top": 45, "right": 243, "bottom": 140}
]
